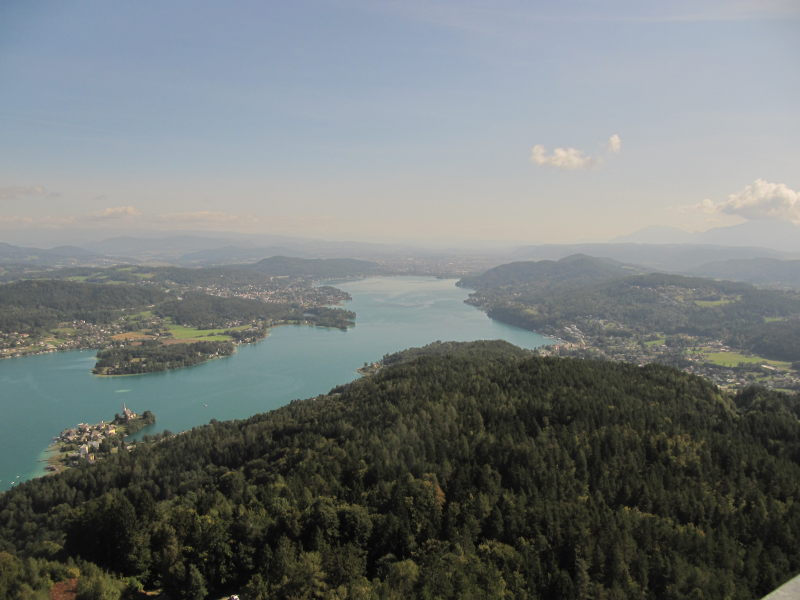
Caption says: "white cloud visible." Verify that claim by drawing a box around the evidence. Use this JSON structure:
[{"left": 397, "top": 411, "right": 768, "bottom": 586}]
[
  {"left": 0, "top": 185, "right": 58, "bottom": 201},
  {"left": 530, "top": 133, "right": 621, "bottom": 170},
  {"left": 607, "top": 133, "right": 622, "bottom": 154},
  {"left": 93, "top": 205, "right": 142, "bottom": 219},
  {"left": 700, "top": 179, "right": 800, "bottom": 222},
  {"left": 530, "top": 145, "right": 596, "bottom": 170}
]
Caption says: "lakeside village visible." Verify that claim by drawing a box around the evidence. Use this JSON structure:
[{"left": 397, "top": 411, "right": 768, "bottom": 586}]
[
  {"left": 45, "top": 404, "right": 155, "bottom": 475},
  {"left": 0, "top": 281, "right": 351, "bottom": 360},
  {"left": 536, "top": 320, "right": 800, "bottom": 392}
]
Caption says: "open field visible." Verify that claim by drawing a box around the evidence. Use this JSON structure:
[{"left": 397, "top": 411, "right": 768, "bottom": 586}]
[
  {"left": 701, "top": 350, "right": 792, "bottom": 370},
  {"left": 165, "top": 323, "right": 251, "bottom": 341},
  {"left": 130, "top": 310, "right": 155, "bottom": 318},
  {"left": 111, "top": 331, "right": 155, "bottom": 341},
  {"left": 693, "top": 296, "right": 740, "bottom": 307},
  {"left": 52, "top": 327, "right": 77, "bottom": 336}
]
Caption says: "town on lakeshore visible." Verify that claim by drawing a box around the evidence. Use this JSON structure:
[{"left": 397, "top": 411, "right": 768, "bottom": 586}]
[{"left": 44, "top": 403, "right": 155, "bottom": 476}]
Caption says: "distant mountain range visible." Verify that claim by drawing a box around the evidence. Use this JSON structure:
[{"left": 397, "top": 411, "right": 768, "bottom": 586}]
[
  {"left": 689, "top": 257, "right": 800, "bottom": 289},
  {"left": 0, "top": 242, "right": 117, "bottom": 267},
  {"left": 244, "top": 256, "right": 381, "bottom": 278},
  {"left": 81, "top": 234, "right": 437, "bottom": 264},
  {"left": 458, "top": 254, "right": 643, "bottom": 290},
  {"left": 615, "top": 219, "right": 800, "bottom": 254},
  {"left": 511, "top": 243, "right": 785, "bottom": 272},
  {"left": 4, "top": 220, "right": 800, "bottom": 278},
  {"left": 177, "top": 245, "right": 303, "bottom": 265}
]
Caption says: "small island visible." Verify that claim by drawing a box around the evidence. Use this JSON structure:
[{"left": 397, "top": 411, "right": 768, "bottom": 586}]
[{"left": 43, "top": 404, "right": 155, "bottom": 475}]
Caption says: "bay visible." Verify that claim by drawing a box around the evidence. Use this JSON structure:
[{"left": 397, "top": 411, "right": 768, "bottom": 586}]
[{"left": 0, "top": 276, "right": 551, "bottom": 491}]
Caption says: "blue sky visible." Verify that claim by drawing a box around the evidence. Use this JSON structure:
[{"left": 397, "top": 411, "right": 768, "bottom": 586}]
[{"left": 1, "top": 0, "right": 798, "bottom": 244}]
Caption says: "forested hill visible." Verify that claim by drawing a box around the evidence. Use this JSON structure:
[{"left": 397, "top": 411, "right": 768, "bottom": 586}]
[
  {"left": 244, "top": 255, "right": 380, "bottom": 278},
  {"left": 482, "top": 272, "right": 793, "bottom": 337},
  {"left": 0, "top": 279, "right": 166, "bottom": 332},
  {"left": 155, "top": 292, "right": 355, "bottom": 330},
  {"left": 0, "top": 279, "right": 165, "bottom": 312},
  {"left": 462, "top": 258, "right": 800, "bottom": 367},
  {"left": 0, "top": 241, "right": 108, "bottom": 266},
  {"left": 457, "top": 254, "right": 641, "bottom": 291},
  {"left": 1, "top": 341, "right": 800, "bottom": 599}
]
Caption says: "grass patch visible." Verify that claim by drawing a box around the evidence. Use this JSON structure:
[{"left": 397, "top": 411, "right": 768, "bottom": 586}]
[
  {"left": 645, "top": 337, "right": 666, "bottom": 347},
  {"left": 764, "top": 316, "right": 788, "bottom": 323},
  {"left": 52, "top": 327, "right": 77, "bottom": 336},
  {"left": 165, "top": 323, "right": 250, "bottom": 341},
  {"left": 702, "top": 351, "right": 791, "bottom": 370},
  {"left": 130, "top": 310, "right": 154, "bottom": 319},
  {"left": 111, "top": 331, "right": 155, "bottom": 341},
  {"left": 65, "top": 275, "right": 89, "bottom": 282},
  {"left": 694, "top": 296, "right": 740, "bottom": 308}
]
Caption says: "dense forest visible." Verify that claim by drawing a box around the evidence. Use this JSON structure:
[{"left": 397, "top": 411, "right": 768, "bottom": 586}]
[
  {"left": 156, "top": 293, "right": 301, "bottom": 328},
  {"left": 155, "top": 293, "right": 355, "bottom": 330},
  {"left": 93, "top": 341, "right": 235, "bottom": 375},
  {"left": 0, "top": 280, "right": 165, "bottom": 334},
  {"left": 730, "top": 319, "right": 800, "bottom": 362},
  {"left": 1, "top": 341, "right": 799, "bottom": 599}
]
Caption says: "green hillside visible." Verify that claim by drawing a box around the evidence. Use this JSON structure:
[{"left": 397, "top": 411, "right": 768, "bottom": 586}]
[
  {"left": 0, "top": 279, "right": 166, "bottom": 333},
  {"left": 1, "top": 341, "right": 799, "bottom": 598},
  {"left": 458, "top": 254, "right": 638, "bottom": 292}
]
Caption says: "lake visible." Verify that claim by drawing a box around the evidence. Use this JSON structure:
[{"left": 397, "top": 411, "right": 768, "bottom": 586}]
[{"left": 0, "top": 277, "right": 551, "bottom": 490}]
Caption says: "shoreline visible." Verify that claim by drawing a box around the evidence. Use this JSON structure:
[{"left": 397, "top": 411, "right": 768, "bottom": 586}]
[
  {"left": 37, "top": 412, "right": 156, "bottom": 480},
  {"left": 39, "top": 444, "right": 68, "bottom": 477},
  {"left": 5, "top": 316, "right": 354, "bottom": 375},
  {"left": 92, "top": 347, "right": 239, "bottom": 377}
]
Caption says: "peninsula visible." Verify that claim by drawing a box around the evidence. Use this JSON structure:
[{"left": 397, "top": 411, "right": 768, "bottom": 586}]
[
  {"left": 43, "top": 405, "right": 155, "bottom": 475},
  {"left": 0, "top": 264, "right": 357, "bottom": 366}
]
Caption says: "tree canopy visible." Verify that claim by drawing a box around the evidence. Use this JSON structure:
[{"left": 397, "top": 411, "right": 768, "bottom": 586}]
[{"left": 1, "top": 341, "right": 799, "bottom": 598}]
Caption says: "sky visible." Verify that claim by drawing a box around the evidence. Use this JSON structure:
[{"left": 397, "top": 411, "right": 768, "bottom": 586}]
[{"left": 1, "top": 0, "right": 798, "bottom": 246}]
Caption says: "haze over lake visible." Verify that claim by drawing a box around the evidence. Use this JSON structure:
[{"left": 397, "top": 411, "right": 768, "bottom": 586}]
[{"left": 0, "top": 277, "right": 551, "bottom": 490}]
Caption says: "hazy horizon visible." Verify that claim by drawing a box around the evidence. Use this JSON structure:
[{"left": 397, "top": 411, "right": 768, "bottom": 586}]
[{"left": 2, "top": 1, "right": 798, "bottom": 246}]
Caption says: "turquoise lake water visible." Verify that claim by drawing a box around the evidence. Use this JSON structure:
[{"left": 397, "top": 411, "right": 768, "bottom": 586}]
[{"left": 0, "top": 277, "right": 551, "bottom": 491}]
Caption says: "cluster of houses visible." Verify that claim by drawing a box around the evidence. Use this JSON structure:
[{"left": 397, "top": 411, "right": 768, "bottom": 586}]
[
  {"left": 52, "top": 404, "right": 138, "bottom": 466},
  {"left": 0, "top": 320, "right": 120, "bottom": 358},
  {"left": 54, "top": 420, "right": 118, "bottom": 465},
  {"left": 544, "top": 324, "right": 800, "bottom": 392},
  {"left": 180, "top": 279, "right": 351, "bottom": 307}
]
